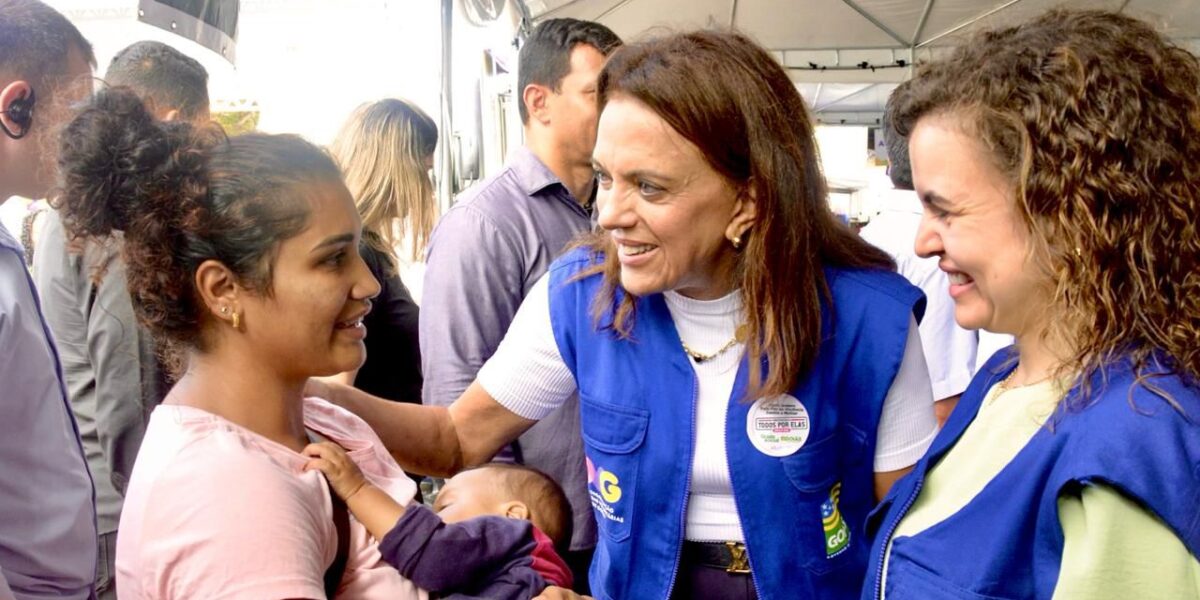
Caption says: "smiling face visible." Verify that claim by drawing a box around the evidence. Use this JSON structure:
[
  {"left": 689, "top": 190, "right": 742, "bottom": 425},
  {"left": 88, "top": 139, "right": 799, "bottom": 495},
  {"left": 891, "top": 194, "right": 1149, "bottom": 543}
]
[
  {"left": 910, "top": 115, "right": 1050, "bottom": 338},
  {"left": 236, "top": 180, "right": 381, "bottom": 379},
  {"left": 592, "top": 95, "right": 755, "bottom": 300}
]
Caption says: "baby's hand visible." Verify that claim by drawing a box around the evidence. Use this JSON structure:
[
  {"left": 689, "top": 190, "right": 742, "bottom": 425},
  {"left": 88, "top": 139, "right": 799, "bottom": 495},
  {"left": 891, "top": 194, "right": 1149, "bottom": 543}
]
[{"left": 303, "top": 441, "right": 368, "bottom": 501}]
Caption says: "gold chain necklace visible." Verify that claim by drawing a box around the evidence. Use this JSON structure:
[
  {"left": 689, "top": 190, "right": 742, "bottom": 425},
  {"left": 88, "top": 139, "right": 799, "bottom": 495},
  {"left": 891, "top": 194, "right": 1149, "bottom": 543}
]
[
  {"left": 987, "top": 369, "right": 1053, "bottom": 406},
  {"left": 681, "top": 325, "right": 748, "bottom": 363}
]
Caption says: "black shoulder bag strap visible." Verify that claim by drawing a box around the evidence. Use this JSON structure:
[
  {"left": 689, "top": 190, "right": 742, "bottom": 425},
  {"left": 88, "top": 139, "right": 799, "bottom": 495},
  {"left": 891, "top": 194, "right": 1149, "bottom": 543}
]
[{"left": 307, "top": 430, "right": 351, "bottom": 598}]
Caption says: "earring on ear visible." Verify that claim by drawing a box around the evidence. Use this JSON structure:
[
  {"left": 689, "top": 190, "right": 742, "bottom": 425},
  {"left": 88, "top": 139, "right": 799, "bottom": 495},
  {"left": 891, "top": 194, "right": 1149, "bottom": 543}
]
[
  {"left": 731, "top": 235, "right": 743, "bottom": 250},
  {"left": 231, "top": 311, "right": 241, "bottom": 331},
  {"left": 220, "top": 306, "right": 229, "bottom": 315}
]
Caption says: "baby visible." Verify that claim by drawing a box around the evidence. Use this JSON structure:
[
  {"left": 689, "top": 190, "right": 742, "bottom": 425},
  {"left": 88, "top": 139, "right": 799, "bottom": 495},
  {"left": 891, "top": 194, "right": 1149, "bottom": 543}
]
[{"left": 305, "top": 441, "right": 573, "bottom": 599}]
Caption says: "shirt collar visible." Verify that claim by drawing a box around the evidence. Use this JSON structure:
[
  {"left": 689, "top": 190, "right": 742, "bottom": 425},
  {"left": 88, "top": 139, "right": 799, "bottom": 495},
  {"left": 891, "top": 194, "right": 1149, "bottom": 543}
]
[
  {"left": 509, "top": 146, "right": 566, "bottom": 197},
  {"left": 508, "top": 146, "right": 594, "bottom": 218}
]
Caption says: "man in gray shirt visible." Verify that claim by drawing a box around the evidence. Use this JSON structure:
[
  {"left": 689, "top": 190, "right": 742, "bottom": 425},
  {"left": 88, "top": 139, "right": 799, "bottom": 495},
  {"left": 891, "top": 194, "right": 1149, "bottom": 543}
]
[
  {"left": 35, "top": 40, "right": 210, "bottom": 600},
  {"left": 420, "top": 18, "right": 621, "bottom": 591},
  {"left": 0, "top": 2, "right": 98, "bottom": 598}
]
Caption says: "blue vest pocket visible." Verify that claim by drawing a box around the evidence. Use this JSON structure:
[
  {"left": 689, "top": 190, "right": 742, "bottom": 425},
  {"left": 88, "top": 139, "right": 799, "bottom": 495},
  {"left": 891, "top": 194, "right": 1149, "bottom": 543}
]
[
  {"left": 779, "top": 434, "right": 859, "bottom": 574},
  {"left": 781, "top": 433, "right": 839, "bottom": 493},
  {"left": 580, "top": 394, "right": 649, "bottom": 543},
  {"left": 886, "top": 550, "right": 1015, "bottom": 600}
]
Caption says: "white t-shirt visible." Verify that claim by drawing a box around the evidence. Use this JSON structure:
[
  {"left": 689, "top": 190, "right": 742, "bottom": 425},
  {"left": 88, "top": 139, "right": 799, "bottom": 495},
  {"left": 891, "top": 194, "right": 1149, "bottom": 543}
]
[
  {"left": 479, "top": 275, "right": 938, "bottom": 542},
  {"left": 116, "top": 397, "right": 427, "bottom": 600}
]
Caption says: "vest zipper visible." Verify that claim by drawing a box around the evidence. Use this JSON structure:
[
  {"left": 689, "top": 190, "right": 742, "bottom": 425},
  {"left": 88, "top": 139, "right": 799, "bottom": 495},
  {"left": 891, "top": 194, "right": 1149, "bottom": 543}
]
[
  {"left": 874, "top": 367, "right": 1006, "bottom": 599},
  {"left": 728, "top": 389, "right": 768, "bottom": 596},
  {"left": 873, "top": 476, "right": 922, "bottom": 600},
  {"left": 664, "top": 373, "right": 699, "bottom": 599}
]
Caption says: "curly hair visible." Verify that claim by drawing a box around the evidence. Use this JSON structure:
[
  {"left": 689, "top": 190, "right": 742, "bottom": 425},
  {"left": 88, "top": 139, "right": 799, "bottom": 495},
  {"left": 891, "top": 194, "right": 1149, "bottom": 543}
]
[
  {"left": 893, "top": 9, "right": 1200, "bottom": 406},
  {"left": 55, "top": 87, "right": 342, "bottom": 365},
  {"left": 579, "top": 30, "right": 895, "bottom": 400}
]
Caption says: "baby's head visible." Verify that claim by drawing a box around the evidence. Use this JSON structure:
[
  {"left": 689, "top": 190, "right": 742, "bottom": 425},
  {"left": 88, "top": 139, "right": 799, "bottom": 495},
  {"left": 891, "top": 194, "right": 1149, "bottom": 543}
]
[{"left": 433, "top": 464, "right": 572, "bottom": 551}]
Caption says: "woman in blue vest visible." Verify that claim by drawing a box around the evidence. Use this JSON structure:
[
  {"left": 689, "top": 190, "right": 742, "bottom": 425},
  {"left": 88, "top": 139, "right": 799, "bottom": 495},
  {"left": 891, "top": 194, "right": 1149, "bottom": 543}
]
[
  {"left": 862, "top": 10, "right": 1200, "bottom": 600},
  {"left": 317, "top": 31, "right": 938, "bottom": 600}
]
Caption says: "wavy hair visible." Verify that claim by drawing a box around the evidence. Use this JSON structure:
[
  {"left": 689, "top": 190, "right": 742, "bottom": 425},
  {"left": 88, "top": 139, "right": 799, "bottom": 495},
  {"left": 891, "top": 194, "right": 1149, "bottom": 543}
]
[
  {"left": 580, "top": 30, "right": 895, "bottom": 400},
  {"left": 893, "top": 9, "right": 1200, "bottom": 405},
  {"left": 329, "top": 99, "right": 438, "bottom": 269}
]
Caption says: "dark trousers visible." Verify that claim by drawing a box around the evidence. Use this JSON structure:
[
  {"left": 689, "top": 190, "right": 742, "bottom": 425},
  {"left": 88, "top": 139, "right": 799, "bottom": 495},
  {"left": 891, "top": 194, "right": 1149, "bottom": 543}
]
[
  {"left": 670, "top": 542, "right": 760, "bottom": 600},
  {"left": 96, "top": 531, "right": 117, "bottom": 600},
  {"left": 563, "top": 547, "right": 594, "bottom": 595}
]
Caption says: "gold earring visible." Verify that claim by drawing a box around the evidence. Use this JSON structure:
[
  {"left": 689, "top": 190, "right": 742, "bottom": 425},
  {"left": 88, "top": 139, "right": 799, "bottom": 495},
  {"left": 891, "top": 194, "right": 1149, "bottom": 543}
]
[
  {"left": 220, "top": 306, "right": 229, "bottom": 315},
  {"left": 731, "top": 235, "right": 742, "bottom": 250},
  {"left": 231, "top": 311, "right": 241, "bottom": 330}
]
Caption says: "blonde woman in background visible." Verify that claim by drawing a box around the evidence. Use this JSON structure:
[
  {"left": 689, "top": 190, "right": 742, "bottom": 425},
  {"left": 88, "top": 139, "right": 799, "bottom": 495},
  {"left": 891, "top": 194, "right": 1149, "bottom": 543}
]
[
  {"left": 332, "top": 98, "right": 438, "bottom": 303},
  {"left": 328, "top": 98, "right": 437, "bottom": 408}
]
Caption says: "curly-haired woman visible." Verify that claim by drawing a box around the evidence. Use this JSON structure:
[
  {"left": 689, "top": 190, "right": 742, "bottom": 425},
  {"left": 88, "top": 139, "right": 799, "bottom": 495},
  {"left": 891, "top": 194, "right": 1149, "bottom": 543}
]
[{"left": 864, "top": 10, "right": 1200, "bottom": 600}]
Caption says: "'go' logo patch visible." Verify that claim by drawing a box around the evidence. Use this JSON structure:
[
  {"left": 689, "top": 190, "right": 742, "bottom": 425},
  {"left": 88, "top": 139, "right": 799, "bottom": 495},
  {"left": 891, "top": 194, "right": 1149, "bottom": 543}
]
[
  {"left": 822, "top": 482, "right": 851, "bottom": 558},
  {"left": 587, "top": 457, "right": 627, "bottom": 525},
  {"left": 598, "top": 470, "right": 622, "bottom": 503}
]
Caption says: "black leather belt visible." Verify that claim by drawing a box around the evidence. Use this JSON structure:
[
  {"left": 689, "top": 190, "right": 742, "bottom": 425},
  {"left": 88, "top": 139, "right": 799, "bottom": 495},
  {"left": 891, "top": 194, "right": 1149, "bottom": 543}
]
[{"left": 682, "top": 541, "right": 752, "bottom": 574}]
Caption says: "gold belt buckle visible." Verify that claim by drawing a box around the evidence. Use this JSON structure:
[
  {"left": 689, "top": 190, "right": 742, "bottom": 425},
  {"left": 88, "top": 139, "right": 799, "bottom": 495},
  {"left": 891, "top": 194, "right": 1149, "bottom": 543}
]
[{"left": 724, "top": 541, "right": 751, "bottom": 574}]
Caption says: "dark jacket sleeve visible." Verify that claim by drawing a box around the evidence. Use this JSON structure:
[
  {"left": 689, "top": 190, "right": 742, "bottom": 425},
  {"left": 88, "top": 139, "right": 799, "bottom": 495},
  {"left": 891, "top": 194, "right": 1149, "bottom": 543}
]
[
  {"left": 377, "top": 504, "right": 546, "bottom": 598},
  {"left": 357, "top": 242, "right": 422, "bottom": 402},
  {"left": 439, "top": 564, "right": 548, "bottom": 600},
  {"left": 84, "top": 242, "right": 148, "bottom": 495}
]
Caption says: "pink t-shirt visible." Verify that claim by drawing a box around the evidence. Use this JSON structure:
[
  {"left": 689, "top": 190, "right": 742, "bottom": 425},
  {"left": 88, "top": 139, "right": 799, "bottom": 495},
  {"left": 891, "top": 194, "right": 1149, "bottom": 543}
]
[{"left": 115, "top": 397, "right": 428, "bottom": 600}]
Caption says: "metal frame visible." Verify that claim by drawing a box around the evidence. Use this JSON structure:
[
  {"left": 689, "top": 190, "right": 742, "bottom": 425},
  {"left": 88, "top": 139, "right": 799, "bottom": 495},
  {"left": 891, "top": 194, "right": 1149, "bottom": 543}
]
[
  {"left": 917, "top": 0, "right": 1027, "bottom": 47},
  {"left": 840, "top": 0, "right": 910, "bottom": 46},
  {"left": 528, "top": 0, "right": 1051, "bottom": 53},
  {"left": 813, "top": 83, "right": 881, "bottom": 113}
]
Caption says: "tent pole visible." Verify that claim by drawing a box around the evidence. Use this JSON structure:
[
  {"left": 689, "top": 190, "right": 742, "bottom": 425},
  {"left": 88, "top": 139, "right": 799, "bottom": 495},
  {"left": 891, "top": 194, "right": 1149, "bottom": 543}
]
[
  {"left": 918, "top": 0, "right": 1026, "bottom": 47},
  {"left": 535, "top": 0, "right": 590, "bottom": 20},
  {"left": 912, "top": 0, "right": 936, "bottom": 46},
  {"left": 438, "top": 0, "right": 455, "bottom": 208},
  {"left": 814, "top": 83, "right": 879, "bottom": 113},
  {"left": 594, "top": 0, "right": 637, "bottom": 21},
  {"left": 840, "top": 0, "right": 910, "bottom": 46}
]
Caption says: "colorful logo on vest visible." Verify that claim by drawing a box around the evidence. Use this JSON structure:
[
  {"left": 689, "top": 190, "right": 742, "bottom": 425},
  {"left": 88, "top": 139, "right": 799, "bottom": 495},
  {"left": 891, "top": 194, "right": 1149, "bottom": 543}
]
[
  {"left": 822, "top": 482, "right": 851, "bottom": 558},
  {"left": 586, "top": 456, "right": 625, "bottom": 523}
]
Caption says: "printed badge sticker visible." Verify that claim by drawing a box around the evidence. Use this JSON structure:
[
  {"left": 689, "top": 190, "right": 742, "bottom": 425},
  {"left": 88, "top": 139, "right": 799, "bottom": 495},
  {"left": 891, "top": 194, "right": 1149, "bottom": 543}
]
[{"left": 746, "top": 394, "right": 811, "bottom": 456}]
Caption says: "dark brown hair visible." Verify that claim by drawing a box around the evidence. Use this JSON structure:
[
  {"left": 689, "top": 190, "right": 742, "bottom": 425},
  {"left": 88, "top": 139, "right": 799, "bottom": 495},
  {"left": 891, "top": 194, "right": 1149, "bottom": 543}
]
[
  {"left": 581, "top": 30, "right": 895, "bottom": 400},
  {"left": 893, "top": 9, "right": 1200, "bottom": 404},
  {"left": 105, "top": 40, "right": 210, "bottom": 121},
  {"left": 517, "top": 18, "right": 621, "bottom": 124},
  {"left": 55, "top": 87, "right": 343, "bottom": 361}
]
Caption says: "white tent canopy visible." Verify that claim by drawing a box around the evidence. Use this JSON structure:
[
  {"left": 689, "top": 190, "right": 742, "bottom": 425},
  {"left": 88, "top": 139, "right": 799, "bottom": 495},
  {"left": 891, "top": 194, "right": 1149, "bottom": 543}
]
[{"left": 525, "top": 0, "right": 1200, "bottom": 124}]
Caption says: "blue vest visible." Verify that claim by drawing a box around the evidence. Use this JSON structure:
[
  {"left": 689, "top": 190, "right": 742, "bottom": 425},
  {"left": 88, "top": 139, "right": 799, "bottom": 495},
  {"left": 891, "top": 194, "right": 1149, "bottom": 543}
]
[
  {"left": 862, "top": 349, "right": 1200, "bottom": 600},
  {"left": 546, "top": 247, "right": 923, "bottom": 600}
]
